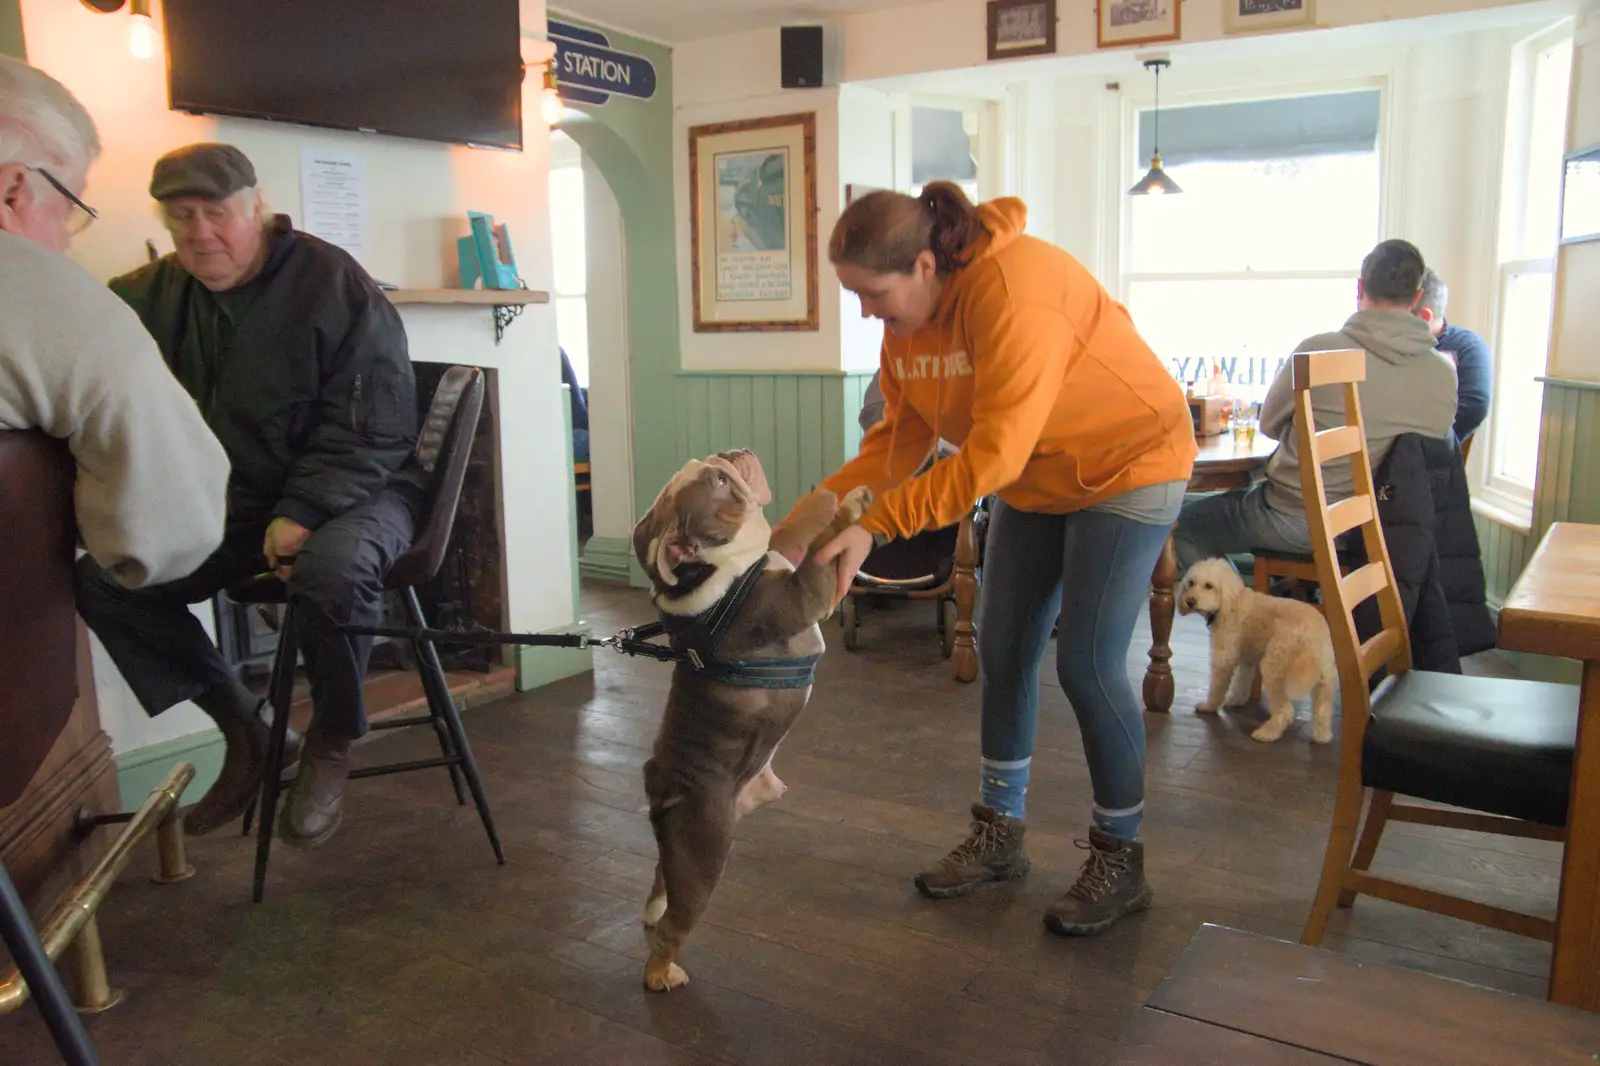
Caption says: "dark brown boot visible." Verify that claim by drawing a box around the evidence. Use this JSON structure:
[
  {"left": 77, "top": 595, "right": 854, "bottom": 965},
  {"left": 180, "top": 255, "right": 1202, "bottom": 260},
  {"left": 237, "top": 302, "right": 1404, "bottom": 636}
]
[
  {"left": 280, "top": 733, "right": 352, "bottom": 849},
  {"left": 914, "top": 803, "right": 1030, "bottom": 899},
  {"left": 1043, "top": 828, "right": 1153, "bottom": 937},
  {"left": 183, "top": 712, "right": 268, "bottom": 837}
]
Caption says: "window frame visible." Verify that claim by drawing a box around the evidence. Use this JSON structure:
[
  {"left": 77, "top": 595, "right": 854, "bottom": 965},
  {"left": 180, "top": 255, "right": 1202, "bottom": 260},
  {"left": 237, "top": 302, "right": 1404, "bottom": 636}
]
[
  {"left": 1470, "top": 21, "right": 1575, "bottom": 530},
  {"left": 548, "top": 151, "right": 589, "bottom": 389},
  {"left": 890, "top": 91, "right": 1008, "bottom": 200}
]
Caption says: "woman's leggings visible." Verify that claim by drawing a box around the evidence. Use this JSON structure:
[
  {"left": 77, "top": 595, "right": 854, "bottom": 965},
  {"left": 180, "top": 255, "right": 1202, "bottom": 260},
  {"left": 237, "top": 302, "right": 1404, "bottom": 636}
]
[{"left": 975, "top": 500, "right": 1171, "bottom": 840}]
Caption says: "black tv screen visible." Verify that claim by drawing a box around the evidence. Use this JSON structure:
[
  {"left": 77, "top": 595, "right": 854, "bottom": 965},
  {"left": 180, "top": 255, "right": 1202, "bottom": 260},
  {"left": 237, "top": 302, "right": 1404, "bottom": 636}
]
[{"left": 163, "top": 0, "right": 524, "bottom": 151}]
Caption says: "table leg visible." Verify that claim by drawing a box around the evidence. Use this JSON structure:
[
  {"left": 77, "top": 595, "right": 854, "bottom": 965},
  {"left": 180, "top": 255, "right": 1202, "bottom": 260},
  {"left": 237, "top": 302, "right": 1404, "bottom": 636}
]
[
  {"left": 1143, "top": 532, "right": 1177, "bottom": 714},
  {"left": 1551, "top": 659, "right": 1600, "bottom": 1011}
]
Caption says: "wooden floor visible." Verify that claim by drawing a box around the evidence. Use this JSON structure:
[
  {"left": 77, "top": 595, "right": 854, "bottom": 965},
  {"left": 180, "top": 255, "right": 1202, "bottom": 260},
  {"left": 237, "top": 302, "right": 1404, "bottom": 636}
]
[{"left": 2, "top": 580, "right": 1563, "bottom": 1065}]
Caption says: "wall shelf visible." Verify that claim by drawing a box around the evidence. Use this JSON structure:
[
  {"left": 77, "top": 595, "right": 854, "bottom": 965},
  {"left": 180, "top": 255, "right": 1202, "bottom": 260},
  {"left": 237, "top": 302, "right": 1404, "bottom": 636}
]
[{"left": 385, "top": 288, "right": 551, "bottom": 344}]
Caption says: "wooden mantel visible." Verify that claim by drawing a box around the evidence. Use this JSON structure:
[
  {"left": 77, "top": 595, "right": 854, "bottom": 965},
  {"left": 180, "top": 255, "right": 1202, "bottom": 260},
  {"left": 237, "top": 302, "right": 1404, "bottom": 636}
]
[{"left": 385, "top": 288, "right": 550, "bottom": 306}]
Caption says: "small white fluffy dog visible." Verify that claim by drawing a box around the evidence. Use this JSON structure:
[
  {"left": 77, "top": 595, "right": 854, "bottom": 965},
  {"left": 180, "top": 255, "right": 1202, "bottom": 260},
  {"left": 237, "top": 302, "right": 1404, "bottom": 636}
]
[{"left": 1177, "top": 557, "right": 1337, "bottom": 744}]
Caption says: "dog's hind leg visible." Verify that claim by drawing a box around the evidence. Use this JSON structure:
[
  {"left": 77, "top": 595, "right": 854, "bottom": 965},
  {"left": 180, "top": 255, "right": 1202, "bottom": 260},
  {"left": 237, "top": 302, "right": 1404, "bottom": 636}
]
[
  {"left": 1251, "top": 656, "right": 1296, "bottom": 742},
  {"left": 1223, "top": 664, "right": 1256, "bottom": 707},
  {"left": 643, "top": 863, "right": 668, "bottom": 928},
  {"left": 736, "top": 761, "right": 787, "bottom": 817},
  {"left": 1309, "top": 676, "right": 1335, "bottom": 744},
  {"left": 644, "top": 790, "right": 738, "bottom": 992}
]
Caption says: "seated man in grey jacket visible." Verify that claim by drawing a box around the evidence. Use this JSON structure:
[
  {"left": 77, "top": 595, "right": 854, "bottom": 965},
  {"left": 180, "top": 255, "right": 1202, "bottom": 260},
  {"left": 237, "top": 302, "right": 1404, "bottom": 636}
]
[
  {"left": 0, "top": 57, "right": 229, "bottom": 585},
  {"left": 1173, "top": 239, "right": 1458, "bottom": 573}
]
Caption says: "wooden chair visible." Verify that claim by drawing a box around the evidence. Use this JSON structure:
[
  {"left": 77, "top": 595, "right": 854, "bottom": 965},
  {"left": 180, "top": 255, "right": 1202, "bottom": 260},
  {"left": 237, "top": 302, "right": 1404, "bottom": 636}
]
[
  {"left": 1293, "top": 348, "right": 1579, "bottom": 948},
  {"left": 574, "top": 461, "right": 591, "bottom": 496}
]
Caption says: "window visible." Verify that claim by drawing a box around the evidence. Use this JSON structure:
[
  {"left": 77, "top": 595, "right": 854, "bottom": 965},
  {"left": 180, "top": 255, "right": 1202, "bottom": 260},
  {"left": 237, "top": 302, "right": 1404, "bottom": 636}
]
[
  {"left": 894, "top": 95, "right": 1003, "bottom": 201},
  {"left": 1476, "top": 25, "right": 1573, "bottom": 524},
  {"left": 549, "top": 156, "right": 589, "bottom": 388},
  {"left": 1123, "top": 89, "right": 1383, "bottom": 402}
]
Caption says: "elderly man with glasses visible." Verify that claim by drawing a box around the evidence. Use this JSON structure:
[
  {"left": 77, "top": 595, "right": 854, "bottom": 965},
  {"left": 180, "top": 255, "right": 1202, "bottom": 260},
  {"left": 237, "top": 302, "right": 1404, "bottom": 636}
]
[
  {"left": 74, "top": 142, "right": 425, "bottom": 849},
  {"left": 0, "top": 56, "right": 228, "bottom": 587}
]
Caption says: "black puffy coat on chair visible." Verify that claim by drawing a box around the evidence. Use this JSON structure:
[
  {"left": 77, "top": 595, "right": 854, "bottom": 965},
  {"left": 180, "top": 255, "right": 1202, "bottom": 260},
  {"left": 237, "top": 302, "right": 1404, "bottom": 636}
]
[{"left": 1351, "top": 433, "right": 1496, "bottom": 672}]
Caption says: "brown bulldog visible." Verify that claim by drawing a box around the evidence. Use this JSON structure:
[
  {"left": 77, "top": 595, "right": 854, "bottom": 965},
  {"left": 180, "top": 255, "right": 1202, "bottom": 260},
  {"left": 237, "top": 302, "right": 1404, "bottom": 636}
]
[{"left": 631, "top": 448, "right": 868, "bottom": 992}]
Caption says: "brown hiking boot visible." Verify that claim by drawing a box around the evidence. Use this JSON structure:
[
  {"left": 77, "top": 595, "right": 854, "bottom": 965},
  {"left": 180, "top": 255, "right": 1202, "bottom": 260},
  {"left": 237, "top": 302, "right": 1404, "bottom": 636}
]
[
  {"left": 184, "top": 712, "right": 268, "bottom": 837},
  {"left": 1043, "top": 827, "right": 1153, "bottom": 937},
  {"left": 914, "top": 803, "right": 1030, "bottom": 899},
  {"left": 281, "top": 733, "right": 353, "bottom": 849}
]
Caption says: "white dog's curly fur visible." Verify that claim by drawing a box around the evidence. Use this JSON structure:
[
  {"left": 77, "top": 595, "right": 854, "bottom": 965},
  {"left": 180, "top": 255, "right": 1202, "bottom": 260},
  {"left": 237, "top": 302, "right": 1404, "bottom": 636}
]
[{"left": 1177, "top": 558, "right": 1337, "bottom": 744}]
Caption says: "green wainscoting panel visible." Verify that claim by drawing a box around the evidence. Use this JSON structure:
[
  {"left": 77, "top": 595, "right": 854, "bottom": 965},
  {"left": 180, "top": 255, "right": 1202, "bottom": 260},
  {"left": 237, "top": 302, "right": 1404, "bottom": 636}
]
[
  {"left": 674, "top": 371, "right": 877, "bottom": 524},
  {"left": 0, "top": 0, "right": 23, "bottom": 60},
  {"left": 115, "top": 730, "right": 223, "bottom": 812},
  {"left": 580, "top": 535, "right": 632, "bottom": 582},
  {"left": 1533, "top": 381, "right": 1600, "bottom": 531},
  {"left": 1474, "top": 514, "right": 1530, "bottom": 611}
]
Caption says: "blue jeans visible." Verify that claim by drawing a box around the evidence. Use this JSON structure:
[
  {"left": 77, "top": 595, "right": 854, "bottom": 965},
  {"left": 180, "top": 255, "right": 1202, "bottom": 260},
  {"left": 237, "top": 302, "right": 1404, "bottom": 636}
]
[
  {"left": 1172, "top": 483, "right": 1312, "bottom": 575},
  {"left": 977, "top": 500, "right": 1172, "bottom": 839}
]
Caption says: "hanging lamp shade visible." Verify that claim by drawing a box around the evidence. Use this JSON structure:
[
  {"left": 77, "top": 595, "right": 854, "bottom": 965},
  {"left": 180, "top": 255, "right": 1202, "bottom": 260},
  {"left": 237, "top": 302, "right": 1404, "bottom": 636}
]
[{"left": 1130, "top": 59, "right": 1182, "bottom": 196}]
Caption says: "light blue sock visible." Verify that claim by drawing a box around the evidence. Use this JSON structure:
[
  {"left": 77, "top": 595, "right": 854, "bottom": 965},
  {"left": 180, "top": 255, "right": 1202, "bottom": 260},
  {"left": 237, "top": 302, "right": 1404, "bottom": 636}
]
[
  {"left": 1093, "top": 801, "right": 1144, "bottom": 842},
  {"left": 980, "top": 756, "right": 1031, "bottom": 820}
]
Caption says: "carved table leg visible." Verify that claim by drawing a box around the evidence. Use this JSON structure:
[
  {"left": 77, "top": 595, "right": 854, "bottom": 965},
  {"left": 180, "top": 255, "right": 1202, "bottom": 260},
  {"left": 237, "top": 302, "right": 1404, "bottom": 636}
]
[
  {"left": 1143, "top": 531, "right": 1177, "bottom": 713},
  {"left": 952, "top": 511, "right": 981, "bottom": 683}
]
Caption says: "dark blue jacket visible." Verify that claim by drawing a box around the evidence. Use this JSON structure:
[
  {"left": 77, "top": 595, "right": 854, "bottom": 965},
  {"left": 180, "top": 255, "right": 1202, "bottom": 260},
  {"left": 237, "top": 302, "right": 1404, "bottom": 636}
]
[{"left": 1437, "top": 322, "right": 1492, "bottom": 443}]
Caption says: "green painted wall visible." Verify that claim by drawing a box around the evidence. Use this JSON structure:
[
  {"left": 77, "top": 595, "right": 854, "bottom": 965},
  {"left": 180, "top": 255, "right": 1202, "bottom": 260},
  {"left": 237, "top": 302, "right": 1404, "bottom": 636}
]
[{"left": 1, "top": 0, "right": 24, "bottom": 59}]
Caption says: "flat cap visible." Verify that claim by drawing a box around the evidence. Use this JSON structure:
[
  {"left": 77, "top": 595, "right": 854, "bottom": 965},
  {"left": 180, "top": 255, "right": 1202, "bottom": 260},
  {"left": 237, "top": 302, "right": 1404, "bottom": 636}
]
[{"left": 149, "top": 143, "right": 257, "bottom": 201}]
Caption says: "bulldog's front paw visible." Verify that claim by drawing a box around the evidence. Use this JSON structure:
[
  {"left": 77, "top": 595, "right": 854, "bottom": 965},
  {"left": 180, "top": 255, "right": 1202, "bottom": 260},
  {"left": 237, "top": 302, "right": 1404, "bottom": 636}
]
[
  {"left": 643, "top": 956, "right": 689, "bottom": 992},
  {"left": 839, "top": 486, "right": 873, "bottom": 524}
]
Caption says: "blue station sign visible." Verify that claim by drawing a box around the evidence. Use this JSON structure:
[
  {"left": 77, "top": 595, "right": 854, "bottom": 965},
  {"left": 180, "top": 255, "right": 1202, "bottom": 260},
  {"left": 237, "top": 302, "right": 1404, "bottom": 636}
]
[{"left": 547, "top": 20, "right": 658, "bottom": 107}]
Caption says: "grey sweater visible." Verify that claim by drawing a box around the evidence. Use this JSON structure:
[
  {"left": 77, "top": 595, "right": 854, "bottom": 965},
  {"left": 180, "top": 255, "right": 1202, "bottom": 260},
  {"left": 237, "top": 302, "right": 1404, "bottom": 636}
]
[
  {"left": 0, "top": 232, "right": 230, "bottom": 588},
  {"left": 1260, "top": 309, "right": 1458, "bottom": 516}
]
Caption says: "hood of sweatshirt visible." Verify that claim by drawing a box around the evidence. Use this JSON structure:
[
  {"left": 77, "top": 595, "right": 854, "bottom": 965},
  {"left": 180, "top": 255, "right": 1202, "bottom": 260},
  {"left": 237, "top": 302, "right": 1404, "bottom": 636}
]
[
  {"left": 1339, "top": 308, "right": 1439, "bottom": 367},
  {"left": 932, "top": 198, "right": 1028, "bottom": 324}
]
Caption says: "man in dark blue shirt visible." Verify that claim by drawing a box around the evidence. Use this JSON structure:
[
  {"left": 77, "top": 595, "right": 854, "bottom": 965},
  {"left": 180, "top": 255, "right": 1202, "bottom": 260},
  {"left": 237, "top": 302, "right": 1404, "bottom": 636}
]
[{"left": 1416, "top": 268, "right": 1493, "bottom": 445}]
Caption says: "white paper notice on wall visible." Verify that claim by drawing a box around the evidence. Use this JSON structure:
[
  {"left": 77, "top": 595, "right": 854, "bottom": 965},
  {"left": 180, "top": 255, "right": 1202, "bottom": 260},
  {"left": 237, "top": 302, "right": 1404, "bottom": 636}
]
[{"left": 298, "top": 147, "right": 370, "bottom": 262}]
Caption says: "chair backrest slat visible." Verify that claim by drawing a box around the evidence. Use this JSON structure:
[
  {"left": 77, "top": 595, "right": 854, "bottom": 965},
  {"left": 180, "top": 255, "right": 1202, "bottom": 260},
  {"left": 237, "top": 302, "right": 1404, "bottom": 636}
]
[{"left": 1292, "top": 349, "right": 1412, "bottom": 738}]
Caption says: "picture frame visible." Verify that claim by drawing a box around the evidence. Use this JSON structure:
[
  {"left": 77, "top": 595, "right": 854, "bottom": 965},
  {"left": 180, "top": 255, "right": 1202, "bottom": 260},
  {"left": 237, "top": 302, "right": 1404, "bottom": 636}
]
[
  {"left": 1558, "top": 142, "right": 1600, "bottom": 247},
  {"left": 689, "top": 112, "right": 820, "bottom": 333},
  {"left": 988, "top": 0, "right": 1056, "bottom": 62},
  {"left": 1097, "top": 0, "right": 1180, "bottom": 49},
  {"left": 1222, "top": 0, "right": 1316, "bottom": 35}
]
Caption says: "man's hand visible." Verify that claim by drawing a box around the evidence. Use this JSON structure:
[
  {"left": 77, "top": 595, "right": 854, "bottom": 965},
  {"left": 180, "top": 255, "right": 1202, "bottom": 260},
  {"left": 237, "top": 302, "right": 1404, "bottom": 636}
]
[
  {"left": 813, "top": 524, "right": 874, "bottom": 608},
  {"left": 264, "top": 517, "right": 311, "bottom": 580}
]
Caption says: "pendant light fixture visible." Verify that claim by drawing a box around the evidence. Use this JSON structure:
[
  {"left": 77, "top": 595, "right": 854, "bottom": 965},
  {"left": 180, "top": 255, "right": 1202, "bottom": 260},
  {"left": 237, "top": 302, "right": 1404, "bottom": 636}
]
[{"left": 1130, "top": 58, "right": 1182, "bottom": 196}]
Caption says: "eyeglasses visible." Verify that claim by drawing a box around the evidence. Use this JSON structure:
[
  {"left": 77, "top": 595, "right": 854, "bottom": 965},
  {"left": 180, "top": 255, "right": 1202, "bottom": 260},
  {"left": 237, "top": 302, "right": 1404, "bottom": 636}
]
[{"left": 32, "top": 168, "right": 98, "bottom": 236}]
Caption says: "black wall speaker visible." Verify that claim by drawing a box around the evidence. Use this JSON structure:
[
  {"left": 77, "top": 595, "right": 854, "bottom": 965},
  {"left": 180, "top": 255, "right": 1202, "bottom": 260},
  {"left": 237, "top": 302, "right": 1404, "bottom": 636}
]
[{"left": 780, "top": 25, "right": 825, "bottom": 89}]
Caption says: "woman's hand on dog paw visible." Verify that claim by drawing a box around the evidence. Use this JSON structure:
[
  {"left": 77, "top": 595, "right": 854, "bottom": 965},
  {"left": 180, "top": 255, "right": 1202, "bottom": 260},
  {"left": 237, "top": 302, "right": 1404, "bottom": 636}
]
[{"left": 815, "top": 524, "right": 873, "bottom": 607}]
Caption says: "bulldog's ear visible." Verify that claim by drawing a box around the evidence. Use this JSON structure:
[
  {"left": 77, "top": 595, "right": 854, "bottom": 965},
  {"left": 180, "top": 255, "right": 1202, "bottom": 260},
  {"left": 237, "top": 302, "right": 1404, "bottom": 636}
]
[
  {"left": 716, "top": 449, "right": 772, "bottom": 507},
  {"left": 632, "top": 484, "right": 676, "bottom": 581}
]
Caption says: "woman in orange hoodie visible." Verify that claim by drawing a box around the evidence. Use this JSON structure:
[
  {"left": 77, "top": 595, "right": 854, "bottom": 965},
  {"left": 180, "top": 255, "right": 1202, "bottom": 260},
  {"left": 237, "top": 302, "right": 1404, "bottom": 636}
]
[{"left": 804, "top": 183, "right": 1196, "bottom": 937}]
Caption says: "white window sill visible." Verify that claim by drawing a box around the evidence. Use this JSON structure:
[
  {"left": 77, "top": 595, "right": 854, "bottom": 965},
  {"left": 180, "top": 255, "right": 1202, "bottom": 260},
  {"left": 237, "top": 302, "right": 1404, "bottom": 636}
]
[{"left": 1471, "top": 493, "right": 1534, "bottom": 535}]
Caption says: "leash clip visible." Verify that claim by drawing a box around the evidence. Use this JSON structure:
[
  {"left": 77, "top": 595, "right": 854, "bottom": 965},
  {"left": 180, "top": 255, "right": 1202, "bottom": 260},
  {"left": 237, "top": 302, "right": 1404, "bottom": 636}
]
[{"left": 688, "top": 648, "right": 704, "bottom": 670}]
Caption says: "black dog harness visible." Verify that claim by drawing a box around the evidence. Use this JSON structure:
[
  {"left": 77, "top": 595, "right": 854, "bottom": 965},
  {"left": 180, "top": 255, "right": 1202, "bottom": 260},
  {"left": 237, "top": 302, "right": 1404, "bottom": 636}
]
[{"left": 641, "top": 557, "right": 822, "bottom": 690}]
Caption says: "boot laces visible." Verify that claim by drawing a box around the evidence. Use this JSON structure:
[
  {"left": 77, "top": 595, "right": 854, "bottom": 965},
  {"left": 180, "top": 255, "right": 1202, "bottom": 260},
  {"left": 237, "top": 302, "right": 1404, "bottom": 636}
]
[
  {"left": 1067, "top": 838, "right": 1130, "bottom": 902},
  {"left": 943, "top": 818, "right": 1006, "bottom": 870}
]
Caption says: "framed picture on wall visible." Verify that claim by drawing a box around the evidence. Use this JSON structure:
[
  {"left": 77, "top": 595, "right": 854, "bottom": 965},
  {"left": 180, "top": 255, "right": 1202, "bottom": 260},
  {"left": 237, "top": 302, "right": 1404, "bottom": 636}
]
[
  {"left": 988, "top": 0, "right": 1056, "bottom": 61},
  {"left": 1223, "top": 0, "right": 1316, "bottom": 35},
  {"left": 689, "top": 112, "right": 820, "bottom": 333},
  {"left": 1097, "top": 0, "right": 1180, "bottom": 49},
  {"left": 1559, "top": 143, "right": 1600, "bottom": 246}
]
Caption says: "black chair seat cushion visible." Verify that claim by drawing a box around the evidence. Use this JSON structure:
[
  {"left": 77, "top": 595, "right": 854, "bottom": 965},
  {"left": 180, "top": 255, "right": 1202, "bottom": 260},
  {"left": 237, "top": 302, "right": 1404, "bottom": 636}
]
[{"left": 1362, "top": 670, "right": 1578, "bottom": 827}]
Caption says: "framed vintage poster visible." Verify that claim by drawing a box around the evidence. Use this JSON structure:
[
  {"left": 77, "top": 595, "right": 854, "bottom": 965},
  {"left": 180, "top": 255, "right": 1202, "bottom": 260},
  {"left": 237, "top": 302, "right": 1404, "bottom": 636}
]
[
  {"left": 1223, "top": 0, "right": 1316, "bottom": 34},
  {"left": 1097, "top": 0, "right": 1180, "bottom": 49},
  {"left": 689, "top": 112, "right": 819, "bottom": 332},
  {"left": 1559, "top": 143, "right": 1600, "bottom": 246},
  {"left": 988, "top": 0, "right": 1056, "bottom": 61}
]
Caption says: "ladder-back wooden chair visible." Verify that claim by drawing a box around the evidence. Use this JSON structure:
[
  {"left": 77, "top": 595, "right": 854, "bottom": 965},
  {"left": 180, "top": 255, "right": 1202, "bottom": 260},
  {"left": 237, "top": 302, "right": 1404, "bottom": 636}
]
[{"left": 1293, "top": 348, "right": 1579, "bottom": 948}]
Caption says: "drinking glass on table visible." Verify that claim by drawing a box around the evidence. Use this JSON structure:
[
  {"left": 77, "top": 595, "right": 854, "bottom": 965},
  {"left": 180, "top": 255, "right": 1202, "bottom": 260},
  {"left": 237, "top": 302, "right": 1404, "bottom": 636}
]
[{"left": 1231, "top": 401, "right": 1259, "bottom": 445}]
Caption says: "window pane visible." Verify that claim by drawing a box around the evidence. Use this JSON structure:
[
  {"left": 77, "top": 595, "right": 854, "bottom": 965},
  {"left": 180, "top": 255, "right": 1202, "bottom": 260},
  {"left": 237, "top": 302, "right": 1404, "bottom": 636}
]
[
  {"left": 549, "top": 166, "right": 586, "bottom": 296},
  {"left": 1493, "top": 269, "right": 1553, "bottom": 488},
  {"left": 1521, "top": 39, "right": 1574, "bottom": 261},
  {"left": 1129, "top": 152, "right": 1380, "bottom": 275},
  {"left": 556, "top": 296, "right": 589, "bottom": 390},
  {"left": 1125, "top": 277, "right": 1356, "bottom": 399}
]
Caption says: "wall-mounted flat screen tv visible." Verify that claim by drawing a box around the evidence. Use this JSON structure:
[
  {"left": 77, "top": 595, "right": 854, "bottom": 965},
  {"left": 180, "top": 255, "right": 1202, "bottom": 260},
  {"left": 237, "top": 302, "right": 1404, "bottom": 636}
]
[{"left": 163, "top": 0, "right": 524, "bottom": 151}]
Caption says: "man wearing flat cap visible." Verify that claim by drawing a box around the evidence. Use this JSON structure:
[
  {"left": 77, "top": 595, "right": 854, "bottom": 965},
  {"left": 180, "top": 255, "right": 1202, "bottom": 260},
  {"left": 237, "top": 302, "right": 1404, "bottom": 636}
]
[{"left": 75, "top": 142, "right": 423, "bottom": 848}]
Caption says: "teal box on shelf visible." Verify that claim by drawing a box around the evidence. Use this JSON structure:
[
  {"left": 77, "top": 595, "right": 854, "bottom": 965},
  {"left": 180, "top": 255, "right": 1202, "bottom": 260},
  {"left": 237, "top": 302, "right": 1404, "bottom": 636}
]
[{"left": 456, "top": 210, "right": 519, "bottom": 291}]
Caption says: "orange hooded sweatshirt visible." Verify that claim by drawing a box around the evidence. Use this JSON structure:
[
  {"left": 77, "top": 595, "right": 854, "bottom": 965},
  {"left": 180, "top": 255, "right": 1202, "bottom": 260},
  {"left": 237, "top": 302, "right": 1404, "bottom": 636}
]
[{"left": 816, "top": 198, "right": 1197, "bottom": 540}]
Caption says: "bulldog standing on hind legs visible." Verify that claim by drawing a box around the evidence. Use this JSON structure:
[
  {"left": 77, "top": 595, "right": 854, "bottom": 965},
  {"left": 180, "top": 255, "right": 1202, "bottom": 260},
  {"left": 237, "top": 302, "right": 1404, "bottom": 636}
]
[{"left": 632, "top": 448, "right": 869, "bottom": 993}]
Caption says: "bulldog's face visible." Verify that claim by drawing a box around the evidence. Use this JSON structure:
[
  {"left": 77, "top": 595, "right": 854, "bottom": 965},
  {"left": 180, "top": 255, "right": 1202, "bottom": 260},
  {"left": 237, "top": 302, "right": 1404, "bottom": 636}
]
[{"left": 633, "top": 449, "right": 773, "bottom": 589}]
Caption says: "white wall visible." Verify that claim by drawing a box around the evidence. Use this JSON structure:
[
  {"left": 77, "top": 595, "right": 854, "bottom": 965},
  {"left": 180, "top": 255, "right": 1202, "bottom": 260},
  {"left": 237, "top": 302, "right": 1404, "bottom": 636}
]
[
  {"left": 582, "top": 153, "right": 637, "bottom": 539},
  {"left": 836, "top": 83, "right": 896, "bottom": 372},
  {"left": 22, "top": 0, "right": 565, "bottom": 758}
]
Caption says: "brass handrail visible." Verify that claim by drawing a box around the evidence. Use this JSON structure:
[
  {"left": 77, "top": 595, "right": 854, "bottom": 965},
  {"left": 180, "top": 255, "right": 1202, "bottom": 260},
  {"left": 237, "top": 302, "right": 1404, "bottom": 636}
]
[{"left": 0, "top": 761, "right": 195, "bottom": 1014}]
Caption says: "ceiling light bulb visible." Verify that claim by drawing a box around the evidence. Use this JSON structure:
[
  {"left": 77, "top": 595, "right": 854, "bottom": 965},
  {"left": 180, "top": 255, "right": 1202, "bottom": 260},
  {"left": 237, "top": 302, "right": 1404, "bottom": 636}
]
[
  {"left": 128, "top": 11, "right": 157, "bottom": 59},
  {"left": 540, "top": 86, "right": 564, "bottom": 126}
]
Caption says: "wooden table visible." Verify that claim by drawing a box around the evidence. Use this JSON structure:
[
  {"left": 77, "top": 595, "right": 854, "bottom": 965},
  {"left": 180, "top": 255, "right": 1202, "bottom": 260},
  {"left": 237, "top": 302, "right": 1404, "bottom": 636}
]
[
  {"left": 1498, "top": 521, "right": 1600, "bottom": 1012},
  {"left": 1142, "top": 432, "right": 1278, "bottom": 713},
  {"left": 1113, "top": 924, "right": 1600, "bottom": 1064}
]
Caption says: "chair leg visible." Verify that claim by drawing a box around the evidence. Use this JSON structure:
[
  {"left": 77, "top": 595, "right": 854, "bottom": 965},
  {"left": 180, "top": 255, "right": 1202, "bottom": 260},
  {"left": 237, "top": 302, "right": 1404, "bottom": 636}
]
[
  {"left": 1302, "top": 778, "right": 1367, "bottom": 947},
  {"left": 404, "top": 588, "right": 505, "bottom": 864},
  {"left": 1337, "top": 789, "right": 1394, "bottom": 908},
  {"left": 0, "top": 861, "right": 102, "bottom": 1066},
  {"left": 251, "top": 610, "right": 300, "bottom": 904},
  {"left": 429, "top": 707, "right": 468, "bottom": 807}
]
